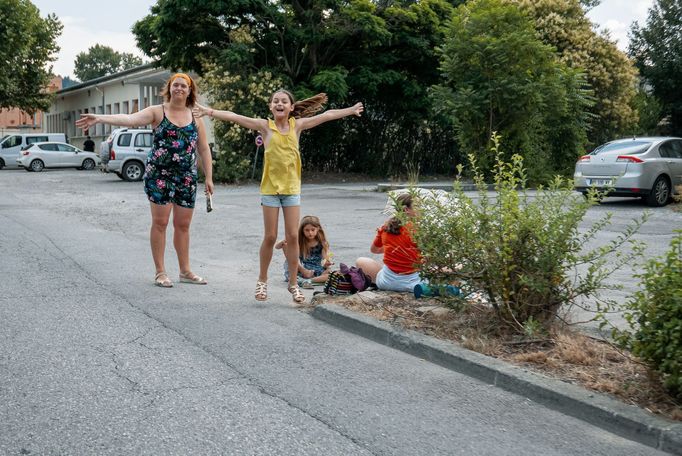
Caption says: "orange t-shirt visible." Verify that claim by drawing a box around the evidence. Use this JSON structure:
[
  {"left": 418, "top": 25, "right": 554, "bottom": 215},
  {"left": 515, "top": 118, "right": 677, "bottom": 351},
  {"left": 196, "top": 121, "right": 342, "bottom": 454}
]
[{"left": 372, "top": 224, "right": 421, "bottom": 274}]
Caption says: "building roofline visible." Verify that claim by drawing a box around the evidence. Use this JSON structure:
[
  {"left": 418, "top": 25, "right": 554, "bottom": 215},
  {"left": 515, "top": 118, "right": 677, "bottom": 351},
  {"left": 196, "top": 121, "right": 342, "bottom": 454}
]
[{"left": 56, "top": 63, "right": 161, "bottom": 95}]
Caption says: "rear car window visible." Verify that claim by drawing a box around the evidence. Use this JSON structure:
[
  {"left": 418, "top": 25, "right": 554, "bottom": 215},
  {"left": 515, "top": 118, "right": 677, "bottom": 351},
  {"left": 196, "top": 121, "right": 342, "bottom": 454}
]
[
  {"left": 38, "top": 144, "right": 59, "bottom": 151},
  {"left": 27, "top": 136, "right": 48, "bottom": 145},
  {"left": 659, "top": 140, "right": 682, "bottom": 159},
  {"left": 134, "top": 133, "right": 153, "bottom": 147},
  {"left": 592, "top": 141, "right": 652, "bottom": 155},
  {"left": 117, "top": 133, "right": 132, "bottom": 147}
]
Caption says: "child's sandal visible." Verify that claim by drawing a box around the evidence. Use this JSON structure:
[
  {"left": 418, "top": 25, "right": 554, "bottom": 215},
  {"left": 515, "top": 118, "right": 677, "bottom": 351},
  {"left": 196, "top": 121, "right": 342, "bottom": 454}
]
[
  {"left": 288, "top": 285, "right": 305, "bottom": 304},
  {"left": 255, "top": 281, "right": 268, "bottom": 301}
]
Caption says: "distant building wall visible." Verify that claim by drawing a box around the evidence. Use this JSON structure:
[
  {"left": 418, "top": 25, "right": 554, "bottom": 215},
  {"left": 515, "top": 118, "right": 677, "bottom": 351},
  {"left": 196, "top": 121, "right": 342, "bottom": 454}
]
[
  {"left": 0, "top": 76, "right": 62, "bottom": 137},
  {"left": 47, "top": 64, "right": 214, "bottom": 151}
]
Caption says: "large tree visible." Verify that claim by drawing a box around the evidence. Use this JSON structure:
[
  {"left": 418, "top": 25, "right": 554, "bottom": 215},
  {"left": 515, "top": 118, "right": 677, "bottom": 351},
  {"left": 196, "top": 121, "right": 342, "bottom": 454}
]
[
  {"left": 133, "top": 0, "right": 461, "bottom": 179},
  {"left": 74, "top": 44, "right": 143, "bottom": 82},
  {"left": 510, "top": 0, "right": 638, "bottom": 146},
  {"left": 630, "top": 0, "right": 682, "bottom": 136},
  {"left": 432, "top": 0, "right": 591, "bottom": 179},
  {"left": 0, "top": 0, "right": 62, "bottom": 113}
]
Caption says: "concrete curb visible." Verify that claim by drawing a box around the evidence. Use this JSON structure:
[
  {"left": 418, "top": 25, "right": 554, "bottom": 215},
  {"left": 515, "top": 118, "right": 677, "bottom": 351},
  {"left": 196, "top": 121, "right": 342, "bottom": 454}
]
[
  {"left": 311, "top": 303, "right": 682, "bottom": 455},
  {"left": 376, "top": 182, "right": 496, "bottom": 192}
]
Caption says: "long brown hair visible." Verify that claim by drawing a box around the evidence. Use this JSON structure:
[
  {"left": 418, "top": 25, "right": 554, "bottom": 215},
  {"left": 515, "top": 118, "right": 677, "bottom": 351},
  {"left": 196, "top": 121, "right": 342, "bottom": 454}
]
[
  {"left": 161, "top": 73, "right": 198, "bottom": 107},
  {"left": 269, "top": 89, "right": 327, "bottom": 118},
  {"left": 385, "top": 193, "right": 413, "bottom": 235},
  {"left": 298, "top": 215, "right": 329, "bottom": 259}
]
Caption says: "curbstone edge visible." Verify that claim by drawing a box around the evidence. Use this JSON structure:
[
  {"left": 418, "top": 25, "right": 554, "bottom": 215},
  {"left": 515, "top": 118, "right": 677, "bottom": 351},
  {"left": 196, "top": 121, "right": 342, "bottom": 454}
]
[{"left": 311, "top": 303, "right": 682, "bottom": 455}]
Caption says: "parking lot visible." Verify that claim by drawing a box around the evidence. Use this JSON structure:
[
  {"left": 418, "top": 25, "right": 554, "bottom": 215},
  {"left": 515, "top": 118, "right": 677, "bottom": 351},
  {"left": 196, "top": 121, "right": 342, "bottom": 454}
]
[
  {"left": 2, "top": 167, "right": 681, "bottom": 333},
  {"left": 1, "top": 167, "right": 677, "bottom": 455}
]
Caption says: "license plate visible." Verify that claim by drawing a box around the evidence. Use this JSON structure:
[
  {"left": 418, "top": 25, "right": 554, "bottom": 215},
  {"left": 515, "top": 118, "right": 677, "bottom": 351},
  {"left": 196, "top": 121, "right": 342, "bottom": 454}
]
[{"left": 588, "top": 178, "right": 612, "bottom": 186}]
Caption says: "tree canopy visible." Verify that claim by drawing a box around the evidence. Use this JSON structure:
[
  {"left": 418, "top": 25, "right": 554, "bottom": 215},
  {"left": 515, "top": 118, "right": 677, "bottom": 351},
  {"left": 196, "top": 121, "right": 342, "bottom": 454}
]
[
  {"left": 0, "top": 0, "right": 62, "bottom": 113},
  {"left": 432, "top": 0, "right": 591, "bottom": 178},
  {"left": 510, "top": 0, "right": 638, "bottom": 146},
  {"left": 74, "top": 44, "right": 143, "bottom": 82},
  {"left": 630, "top": 0, "right": 682, "bottom": 136},
  {"left": 132, "top": 0, "right": 642, "bottom": 181},
  {"left": 134, "top": 0, "right": 463, "bottom": 178}
]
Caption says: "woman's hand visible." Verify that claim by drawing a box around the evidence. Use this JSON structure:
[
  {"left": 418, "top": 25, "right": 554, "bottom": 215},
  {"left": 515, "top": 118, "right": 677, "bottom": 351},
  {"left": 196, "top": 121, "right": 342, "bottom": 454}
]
[
  {"left": 350, "top": 102, "right": 364, "bottom": 117},
  {"left": 204, "top": 179, "right": 214, "bottom": 195},
  {"left": 302, "top": 269, "right": 314, "bottom": 279},
  {"left": 75, "top": 113, "right": 99, "bottom": 131},
  {"left": 192, "top": 103, "right": 212, "bottom": 119}
]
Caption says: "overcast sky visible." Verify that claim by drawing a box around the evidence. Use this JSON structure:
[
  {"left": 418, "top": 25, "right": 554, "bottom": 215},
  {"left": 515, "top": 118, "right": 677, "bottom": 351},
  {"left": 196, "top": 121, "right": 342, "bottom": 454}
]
[{"left": 32, "top": 0, "right": 655, "bottom": 80}]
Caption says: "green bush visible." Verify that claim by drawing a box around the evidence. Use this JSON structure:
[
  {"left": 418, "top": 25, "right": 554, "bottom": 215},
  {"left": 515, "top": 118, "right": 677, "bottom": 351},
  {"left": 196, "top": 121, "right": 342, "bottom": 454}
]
[
  {"left": 201, "top": 60, "right": 284, "bottom": 183},
  {"left": 614, "top": 231, "right": 682, "bottom": 400},
  {"left": 410, "top": 134, "right": 646, "bottom": 333}
]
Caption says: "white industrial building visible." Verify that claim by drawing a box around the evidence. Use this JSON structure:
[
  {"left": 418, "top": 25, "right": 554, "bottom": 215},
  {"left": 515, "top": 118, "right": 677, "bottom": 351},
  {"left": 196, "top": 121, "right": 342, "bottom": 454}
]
[{"left": 46, "top": 64, "right": 214, "bottom": 150}]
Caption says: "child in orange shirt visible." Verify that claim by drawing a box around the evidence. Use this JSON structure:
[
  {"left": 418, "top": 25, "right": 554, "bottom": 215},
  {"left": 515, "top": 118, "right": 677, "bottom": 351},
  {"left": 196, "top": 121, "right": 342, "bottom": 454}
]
[{"left": 355, "top": 193, "right": 422, "bottom": 292}]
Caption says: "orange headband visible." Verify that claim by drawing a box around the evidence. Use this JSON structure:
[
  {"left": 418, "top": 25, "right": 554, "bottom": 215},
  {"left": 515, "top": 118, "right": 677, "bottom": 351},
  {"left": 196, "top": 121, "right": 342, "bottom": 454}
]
[{"left": 172, "top": 73, "right": 192, "bottom": 87}]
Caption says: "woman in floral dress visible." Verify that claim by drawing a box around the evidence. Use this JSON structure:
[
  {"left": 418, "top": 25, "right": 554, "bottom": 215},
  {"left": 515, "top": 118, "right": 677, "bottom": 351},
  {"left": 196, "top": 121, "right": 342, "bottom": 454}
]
[{"left": 76, "top": 73, "right": 214, "bottom": 288}]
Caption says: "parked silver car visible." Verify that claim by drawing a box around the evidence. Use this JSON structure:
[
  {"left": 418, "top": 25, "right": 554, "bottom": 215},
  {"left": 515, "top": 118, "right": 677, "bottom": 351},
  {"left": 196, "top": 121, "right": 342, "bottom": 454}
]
[
  {"left": 574, "top": 137, "right": 682, "bottom": 207},
  {"left": 100, "top": 128, "right": 152, "bottom": 181},
  {"left": 16, "top": 142, "right": 100, "bottom": 172}
]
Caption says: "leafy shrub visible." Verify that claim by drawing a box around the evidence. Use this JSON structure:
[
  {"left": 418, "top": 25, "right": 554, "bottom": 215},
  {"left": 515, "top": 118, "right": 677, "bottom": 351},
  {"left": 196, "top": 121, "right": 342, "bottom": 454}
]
[
  {"left": 614, "top": 231, "right": 682, "bottom": 400},
  {"left": 409, "top": 134, "right": 646, "bottom": 333},
  {"left": 201, "top": 59, "right": 284, "bottom": 183}
]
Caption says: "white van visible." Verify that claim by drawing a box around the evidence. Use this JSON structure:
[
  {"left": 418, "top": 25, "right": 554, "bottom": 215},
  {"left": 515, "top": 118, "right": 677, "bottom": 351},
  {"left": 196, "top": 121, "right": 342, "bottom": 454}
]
[{"left": 0, "top": 133, "right": 67, "bottom": 169}]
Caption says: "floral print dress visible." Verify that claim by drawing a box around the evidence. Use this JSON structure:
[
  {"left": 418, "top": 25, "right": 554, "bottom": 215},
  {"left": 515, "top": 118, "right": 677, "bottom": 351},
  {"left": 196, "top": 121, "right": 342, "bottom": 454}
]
[{"left": 143, "top": 108, "right": 199, "bottom": 208}]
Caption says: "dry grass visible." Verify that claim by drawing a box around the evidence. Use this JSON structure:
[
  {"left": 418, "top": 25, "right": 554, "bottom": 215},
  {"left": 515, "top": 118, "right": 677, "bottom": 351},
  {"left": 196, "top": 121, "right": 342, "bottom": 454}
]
[{"left": 310, "top": 292, "right": 682, "bottom": 422}]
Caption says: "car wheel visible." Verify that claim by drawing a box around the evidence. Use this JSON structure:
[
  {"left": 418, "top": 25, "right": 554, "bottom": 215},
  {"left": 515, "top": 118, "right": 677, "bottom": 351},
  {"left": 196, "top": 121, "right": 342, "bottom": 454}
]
[
  {"left": 81, "top": 158, "right": 96, "bottom": 170},
  {"left": 122, "top": 161, "right": 144, "bottom": 181},
  {"left": 0, "top": 158, "right": 4, "bottom": 170},
  {"left": 646, "top": 175, "right": 671, "bottom": 207},
  {"left": 30, "top": 159, "right": 45, "bottom": 172}
]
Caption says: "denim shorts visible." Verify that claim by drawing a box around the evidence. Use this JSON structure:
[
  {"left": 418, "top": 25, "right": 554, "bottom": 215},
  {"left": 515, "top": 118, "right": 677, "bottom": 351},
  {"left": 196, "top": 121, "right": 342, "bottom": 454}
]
[
  {"left": 375, "top": 265, "right": 421, "bottom": 292},
  {"left": 261, "top": 194, "right": 301, "bottom": 207}
]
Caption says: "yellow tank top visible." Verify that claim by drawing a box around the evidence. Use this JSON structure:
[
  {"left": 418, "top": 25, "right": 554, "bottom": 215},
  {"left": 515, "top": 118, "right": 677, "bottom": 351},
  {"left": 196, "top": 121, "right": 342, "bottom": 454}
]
[{"left": 260, "top": 117, "right": 301, "bottom": 195}]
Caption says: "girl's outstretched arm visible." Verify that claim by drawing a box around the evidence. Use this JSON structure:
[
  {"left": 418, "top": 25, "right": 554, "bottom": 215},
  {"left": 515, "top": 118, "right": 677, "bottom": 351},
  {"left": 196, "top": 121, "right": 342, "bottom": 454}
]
[
  {"left": 193, "top": 103, "right": 267, "bottom": 133},
  {"left": 297, "top": 102, "right": 363, "bottom": 131}
]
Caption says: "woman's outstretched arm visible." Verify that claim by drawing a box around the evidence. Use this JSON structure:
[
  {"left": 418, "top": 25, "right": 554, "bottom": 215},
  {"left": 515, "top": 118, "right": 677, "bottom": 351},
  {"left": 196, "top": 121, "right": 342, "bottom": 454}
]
[{"left": 75, "top": 106, "right": 158, "bottom": 130}]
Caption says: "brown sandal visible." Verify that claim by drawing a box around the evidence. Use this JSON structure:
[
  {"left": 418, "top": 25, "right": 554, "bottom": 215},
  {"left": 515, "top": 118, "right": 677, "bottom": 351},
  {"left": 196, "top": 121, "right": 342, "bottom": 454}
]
[
  {"left": 154, "top": 272, "right": 173, "bottom": 288},
  {"left": 255, "top": 281, "right": 268, "bottom": 301},
  {"left": 288, "top": 284, "right": 305, "bottom": 304}
]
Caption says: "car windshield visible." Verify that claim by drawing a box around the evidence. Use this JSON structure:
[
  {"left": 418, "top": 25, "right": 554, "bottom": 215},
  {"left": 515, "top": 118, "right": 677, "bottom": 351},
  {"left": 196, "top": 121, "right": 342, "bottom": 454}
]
[{"left": 592, "top": 140, "right": 652, "bottom": 155}]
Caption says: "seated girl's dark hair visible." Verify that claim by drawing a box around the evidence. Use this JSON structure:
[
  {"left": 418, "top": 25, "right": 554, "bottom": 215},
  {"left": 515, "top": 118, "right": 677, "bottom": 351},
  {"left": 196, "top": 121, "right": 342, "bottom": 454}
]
[{"left": 385, "top": 193, "right": 413, "bottom": 235}]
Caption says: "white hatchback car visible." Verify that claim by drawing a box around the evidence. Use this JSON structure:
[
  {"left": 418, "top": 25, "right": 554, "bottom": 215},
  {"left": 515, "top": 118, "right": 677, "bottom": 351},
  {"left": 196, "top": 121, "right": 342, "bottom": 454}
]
[
  {"left": 574, "top": 137, "right": 682, "bottom": 207},
  {"left": 16, "top": 142, "right": 101, "bottom": 172}
]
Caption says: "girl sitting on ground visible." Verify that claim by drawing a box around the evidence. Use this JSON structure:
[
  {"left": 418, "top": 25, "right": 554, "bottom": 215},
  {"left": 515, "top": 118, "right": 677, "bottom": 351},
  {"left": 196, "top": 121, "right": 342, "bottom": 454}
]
[
  {"left": 355, "top": 193, "right": 421, "bottom": 292},
  {"left": 276, "top": 215, "right": 333, "bottom": 288}
]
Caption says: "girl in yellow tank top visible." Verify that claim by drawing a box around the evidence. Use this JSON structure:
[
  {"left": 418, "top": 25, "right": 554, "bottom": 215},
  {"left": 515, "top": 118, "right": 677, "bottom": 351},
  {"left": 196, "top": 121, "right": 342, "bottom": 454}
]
[{"left": 193, "top": 90, "right": 363, "bottom": 304}]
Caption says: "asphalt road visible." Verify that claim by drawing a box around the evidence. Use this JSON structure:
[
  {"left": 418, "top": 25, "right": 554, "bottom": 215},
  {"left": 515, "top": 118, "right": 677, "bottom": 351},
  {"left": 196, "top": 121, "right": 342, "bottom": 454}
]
[{"left": 0, "top": 168, "right": 676, "bottom": 455}]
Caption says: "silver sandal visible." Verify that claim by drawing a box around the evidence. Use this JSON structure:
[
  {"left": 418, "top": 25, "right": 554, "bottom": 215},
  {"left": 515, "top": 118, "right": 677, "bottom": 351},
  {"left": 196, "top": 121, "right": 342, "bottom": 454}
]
[
  {"left": 288, "top": 285, "right": 305, "bottom": 304},
  {"left": 154, "top": 272, "right": 173, "bottom": 288},
  {"left": 179, "top": 271, "right": 208, "bottom": 285},
  {"left": 255, "top": 281, "right": 268, "bottom": 301}
]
